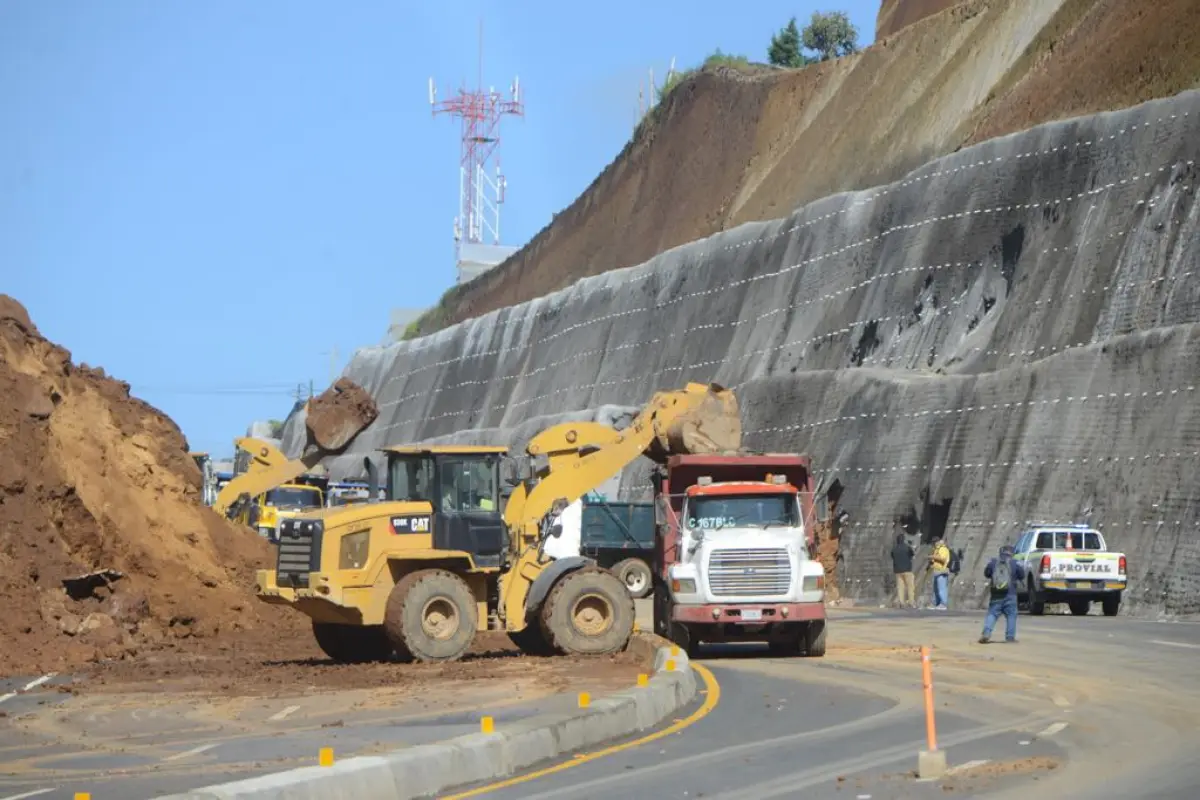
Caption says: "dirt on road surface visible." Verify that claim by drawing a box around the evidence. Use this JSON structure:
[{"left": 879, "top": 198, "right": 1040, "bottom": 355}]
[{"left": 73, "top": 631, "right": 641, "bottom": 698}]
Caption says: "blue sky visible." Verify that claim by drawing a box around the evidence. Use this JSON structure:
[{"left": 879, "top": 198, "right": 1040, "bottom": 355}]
[{"left": 2, "top": 1, "right": 879, "bottom": 457}]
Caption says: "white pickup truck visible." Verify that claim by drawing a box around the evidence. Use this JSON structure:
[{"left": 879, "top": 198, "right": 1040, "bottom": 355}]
[{"left": 1011, "top": 524, "right": 1127, "bottom": 616}]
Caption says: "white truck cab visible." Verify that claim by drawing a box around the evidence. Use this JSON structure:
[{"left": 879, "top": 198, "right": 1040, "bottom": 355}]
[
  {"left": 1012, "top": 524, "right": 1127, "bottom": 616},
  {"left": 662, "top": 475, "right": 826, "bottom": 656}
]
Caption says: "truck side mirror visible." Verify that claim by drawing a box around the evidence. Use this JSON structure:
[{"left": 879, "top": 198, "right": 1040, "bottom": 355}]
[{"left": 550, "top": 523, "right": 563, "bottom": 539}]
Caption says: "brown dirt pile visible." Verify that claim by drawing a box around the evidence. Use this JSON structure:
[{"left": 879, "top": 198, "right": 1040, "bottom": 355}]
[
  {"left": 411, "top": 0, "right": 1200, "bottom": 338},
  {"left": 0, "top": 295, "right": 302, "bottom": 677}
]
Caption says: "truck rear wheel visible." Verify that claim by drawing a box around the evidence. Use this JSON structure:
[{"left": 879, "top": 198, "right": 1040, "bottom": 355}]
[
  {"left": 384, "top": 569, "right": 477, "bottom": 663},
  {"left": 540, "top": 567, "right": 635, "bottom": 655},
  {"left": 1102, "top": 593, "right": 1121, "bottom": 617},
  {"left": 1069, "top": 600, "right": 1090, "bottom": 616},
  {"left": 612, "top": 558, "right": 653, "bottom": 599},
  {"left": 1028, "top": 579, "right": 1045, "bottom": 616},
  {"left": 311, "top": 622, "right": 393, "bottom": 663}
]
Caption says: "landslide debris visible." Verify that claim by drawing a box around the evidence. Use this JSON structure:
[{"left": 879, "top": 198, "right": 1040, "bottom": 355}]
[{"left": 0, "top": 295, "right": 302, "bottom": 676}]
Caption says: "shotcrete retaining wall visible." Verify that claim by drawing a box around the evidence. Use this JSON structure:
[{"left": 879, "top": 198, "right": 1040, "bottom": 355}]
[{"left": 285, "top": 90, "right": 1200, "bottom": 615}]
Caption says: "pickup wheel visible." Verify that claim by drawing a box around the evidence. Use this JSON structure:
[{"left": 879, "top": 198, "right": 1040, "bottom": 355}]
[
  {"left": 311, "top": 622, "right": 393, "bottom": 663},
  {"left": 540, "top": 566, "right": 635, "bottom": 655},
  {"left": 1069, "top": 600, "right": 1090, "bottom": 616},
  {"left": 384, "top": 569, "right": 478, "bottom": 663},
  {"left": 1102, "top": 593, "right": 1121, "bottom": 617},
  {"left": 613, "top": 558, "right": 653, "bottom": 599},
  {"left": 1027, "top": 578, "right": 1046, "bottom": 616}
]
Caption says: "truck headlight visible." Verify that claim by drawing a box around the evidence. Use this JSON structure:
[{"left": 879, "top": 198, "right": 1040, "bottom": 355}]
[
  {"left": 802, "top": 575, "right": 825, "bottom": 592},
  {"left": 338, "top": 530, "right": 369, "bottom": 570},
  {"left": 671, "top": 578, "right": 697, "bottom": 594}
]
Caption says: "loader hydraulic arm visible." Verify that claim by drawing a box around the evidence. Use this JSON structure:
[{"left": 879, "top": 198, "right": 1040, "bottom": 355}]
[
  {"left": 498, "top": 382, "right": 740, "bottom": 627},
  {"left": 213, "top": 437, "right": 319, "bottom": 516}
]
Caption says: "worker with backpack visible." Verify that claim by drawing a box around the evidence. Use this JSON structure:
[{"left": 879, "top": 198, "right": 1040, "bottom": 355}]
[{"left": 979, "top": 543, "right": 1026, "bottom": 643}]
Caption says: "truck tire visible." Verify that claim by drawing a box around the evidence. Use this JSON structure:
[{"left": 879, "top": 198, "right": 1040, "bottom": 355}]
[
  {"left": 384, "top": 569, "right": 477, "bottom": 663},
  {"left": 803, "top": 620, "right": 827, "bottom": 658},
  {"left": 540, "top": 566, "right": 635, "bottom": 655},
  {"left": 508, "top": 623, "right": 558, "bottom": 657},
  {"left": 311, "top": 622, "right": 392, "bottom": 663},
  {"left": 1102, "top": 593, "right": 1121, "bottom": 617},
  {"left": 613, "top": 558, "right": 653, "bottom": 599},
  {"left": 767, "top": 627, "right": 804, "bottom": 657},
  {"left": 1027, "top": 579, "right": 1046, "bottom": 616},
  {"left": 1069, "top": 599, "right": 1090, "bottom": 616}
]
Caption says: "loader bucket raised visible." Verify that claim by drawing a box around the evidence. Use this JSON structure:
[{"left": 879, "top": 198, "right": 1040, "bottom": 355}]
[
  {"left": 304, "top": 378, "right": 379, "bottom": 454},
  {"left": 648, "top": 382, "right": 742, "bottom": 460}
]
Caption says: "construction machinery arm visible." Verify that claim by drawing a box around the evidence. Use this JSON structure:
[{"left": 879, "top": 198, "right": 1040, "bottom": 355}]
[
  {"left": 212, "top": 438, "right": 323, "bottom": 516},
  {"left": 499, "top": 382, "right": 740, "bottom": 626}
]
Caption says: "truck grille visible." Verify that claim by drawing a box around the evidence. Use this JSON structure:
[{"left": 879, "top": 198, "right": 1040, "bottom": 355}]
[
  {"left": 276, "top": 528, "right": 323, "bottom": 588},
  {"left": 708, "top": 548, "right": 791, "bottom": 597}
]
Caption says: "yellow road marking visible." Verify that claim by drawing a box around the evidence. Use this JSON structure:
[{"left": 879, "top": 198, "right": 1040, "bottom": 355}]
[{"left": 440, "top": 663, "right": 721, "bottom": 799}]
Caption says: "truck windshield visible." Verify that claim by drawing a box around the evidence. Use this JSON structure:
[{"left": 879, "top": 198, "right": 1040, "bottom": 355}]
[
  {"left": 265, "top": 487, "right": 321, "bottom": 509},
  {"left": 686, "top": 494, "right": 799, "bottom": 530}
]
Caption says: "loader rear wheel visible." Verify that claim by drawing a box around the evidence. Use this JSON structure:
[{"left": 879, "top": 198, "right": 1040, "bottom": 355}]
[
  {"left": 540, "top": 567, "right": 635, "bottom": 656},
  {"left": 384, "top": 569, "right": 477, "bottom": 663},
  {"left": 311, "top": 622, "right": 393, "bottom": 663}
]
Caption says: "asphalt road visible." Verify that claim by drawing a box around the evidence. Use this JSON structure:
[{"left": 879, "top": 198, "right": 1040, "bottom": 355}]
[
  {"left": 0, "top": 673, "right": 625, "bottom": 800},
  {"left": 448, "top": 608, "right": 1200, "bottom": 800}
]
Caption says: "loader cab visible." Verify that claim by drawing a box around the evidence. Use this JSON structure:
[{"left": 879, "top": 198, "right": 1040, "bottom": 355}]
[{"left": 384, "top": 446, "right": 510, "bottom": 569}]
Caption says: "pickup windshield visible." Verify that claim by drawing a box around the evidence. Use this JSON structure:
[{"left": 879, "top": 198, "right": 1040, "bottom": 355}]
[
  {"left": 1034, "top": 530, "right": 1103, "bottom": 550},
  {"left": 686, "top": 494, "right": 799, "bottom": 530}
]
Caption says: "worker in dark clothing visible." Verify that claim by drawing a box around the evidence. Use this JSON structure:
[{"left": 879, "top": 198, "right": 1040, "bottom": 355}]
[
  {"left": 979, "top": 544, "right": 1026, "bottom": 643},
  {"left": 890, "top": 533, "right": 916, "bottom": 609}
]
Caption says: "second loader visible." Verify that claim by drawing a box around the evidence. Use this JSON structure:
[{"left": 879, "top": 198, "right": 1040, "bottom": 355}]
[{"left": 255, "top": 382, "right": 743, "bottom": 663}]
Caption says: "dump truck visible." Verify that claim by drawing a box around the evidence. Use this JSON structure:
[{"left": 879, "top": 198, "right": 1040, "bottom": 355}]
[
  {"left": 652, "top": 453, "right": 828, "bottom": 657},
  {"left": 254, "top": 382, "right": 743, "bottom": 663}
]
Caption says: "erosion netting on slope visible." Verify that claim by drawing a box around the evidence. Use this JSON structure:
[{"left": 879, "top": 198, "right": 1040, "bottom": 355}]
[{"left": 284, "top": 89, "right": 1200, "bottom": 615}]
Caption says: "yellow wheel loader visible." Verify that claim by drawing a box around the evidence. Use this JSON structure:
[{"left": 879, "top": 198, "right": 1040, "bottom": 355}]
[{"left": 254, "top": 382, "right": 742, "bottom": 663}]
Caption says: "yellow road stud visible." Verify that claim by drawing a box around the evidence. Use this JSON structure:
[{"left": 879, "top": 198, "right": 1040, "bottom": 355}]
[
  {"left": 481, "top": 715, "right": 495, "bottom": 733},
  {"left": 319, "top": 747, "right": 334, "bottom": 767}
]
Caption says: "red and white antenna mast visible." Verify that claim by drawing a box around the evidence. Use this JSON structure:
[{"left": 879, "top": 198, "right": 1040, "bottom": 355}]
[{"left": 429, "top": 21, "right": 524, "bottom": 266}]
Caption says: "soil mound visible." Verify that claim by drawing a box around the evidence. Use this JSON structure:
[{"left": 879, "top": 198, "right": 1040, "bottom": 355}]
[{"left": 0, "top": 295, "right": 301, "bottom": 676}]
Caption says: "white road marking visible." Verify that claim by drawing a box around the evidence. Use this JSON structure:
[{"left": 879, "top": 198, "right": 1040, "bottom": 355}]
[
  {"left": 1052, "top": 696, "right": 1071, "bottom": 707},
  {"left": 1019, "top": 740, "right": 1032, "bottom": 746},
  {"left": 22, "top": 674, "right": 55, "bottom": 692},
  {"left": 1038, "top": 722, "right": 1069, "bottom": 737},
  {"left": 164, "top": 743, "right": 218, "bottom": 761},
  {"left": 269, "top": 704, "right": 302, "bottom": 721},
  {"left": 1150, "top": 639, "right": 1200, "bottom": 650},
  {"left": 0, "top": 674, "right": 56, "bottom": 706},
  {"left": 0, "top": 789, "right": 57, "bottom": 800}
]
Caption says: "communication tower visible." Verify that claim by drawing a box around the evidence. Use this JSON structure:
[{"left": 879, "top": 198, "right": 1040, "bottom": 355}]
[{"left": 429, "top": 23, "right": 525, "bottom": 284}]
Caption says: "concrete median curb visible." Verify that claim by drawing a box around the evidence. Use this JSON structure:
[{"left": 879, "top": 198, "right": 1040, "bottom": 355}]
[{"left": 164, "top": 633, "right": 696, "bottom": 800}]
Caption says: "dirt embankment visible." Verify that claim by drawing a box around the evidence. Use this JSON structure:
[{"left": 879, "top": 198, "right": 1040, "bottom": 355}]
[
  {"left": 0, "top": 295, "right": 305, "bottom": 677},
  {"left": 409, "top": 0, "right": 1200, "bottom": 338}
]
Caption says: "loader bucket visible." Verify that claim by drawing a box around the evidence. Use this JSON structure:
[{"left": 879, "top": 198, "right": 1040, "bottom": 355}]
[
  {"left": 651, "top": 382, "right": 742, "bottom": 459},
  {"left": 304, "top": 378, "right": 379, "bottom": 453}
]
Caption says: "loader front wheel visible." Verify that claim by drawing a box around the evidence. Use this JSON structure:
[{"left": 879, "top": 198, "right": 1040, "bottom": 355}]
[
  {"left": 384, "top": 569, "right": 477, "bottom": 663},
  {"left": 508, "top": 623, "right": 558, "bottom": 657},
  {"left": 311, "top": 622, "right": 393, "bottom": 663},
  {"left": 540, "top": 567, "right": 634, "bottom": 656}
]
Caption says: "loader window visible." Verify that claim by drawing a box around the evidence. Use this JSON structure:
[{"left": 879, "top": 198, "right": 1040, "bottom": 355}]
[
  {"left": 389, "top": 455, "right": 436, "bottom": 504},
  {"left": 437, "top": 458, "right": 498, "bottom": 513}
]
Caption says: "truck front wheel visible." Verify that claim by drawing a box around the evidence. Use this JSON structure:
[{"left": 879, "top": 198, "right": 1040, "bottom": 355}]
[
  {"left": 311, "top": 622, "right": 393, "bottom": 663},
  {"left": 1102, "top": 593, "right": 1121, "bottom": 617},
  {"left": 540, "top": 567, "right": 634, "bottom": 655},
  {"left": 613, "top": 558, "right": 653, "bottom": 599},
  {"left": 803, "top": 620, "right": 827, "bottom": 657},
  {"left": 384, "top": 569, "right": 478, "bottom": 663}
]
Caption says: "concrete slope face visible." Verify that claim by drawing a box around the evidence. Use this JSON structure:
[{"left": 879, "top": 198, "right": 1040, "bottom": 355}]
[{"left": 285, "top": 90, "right": 1200, "bottom": 615}]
